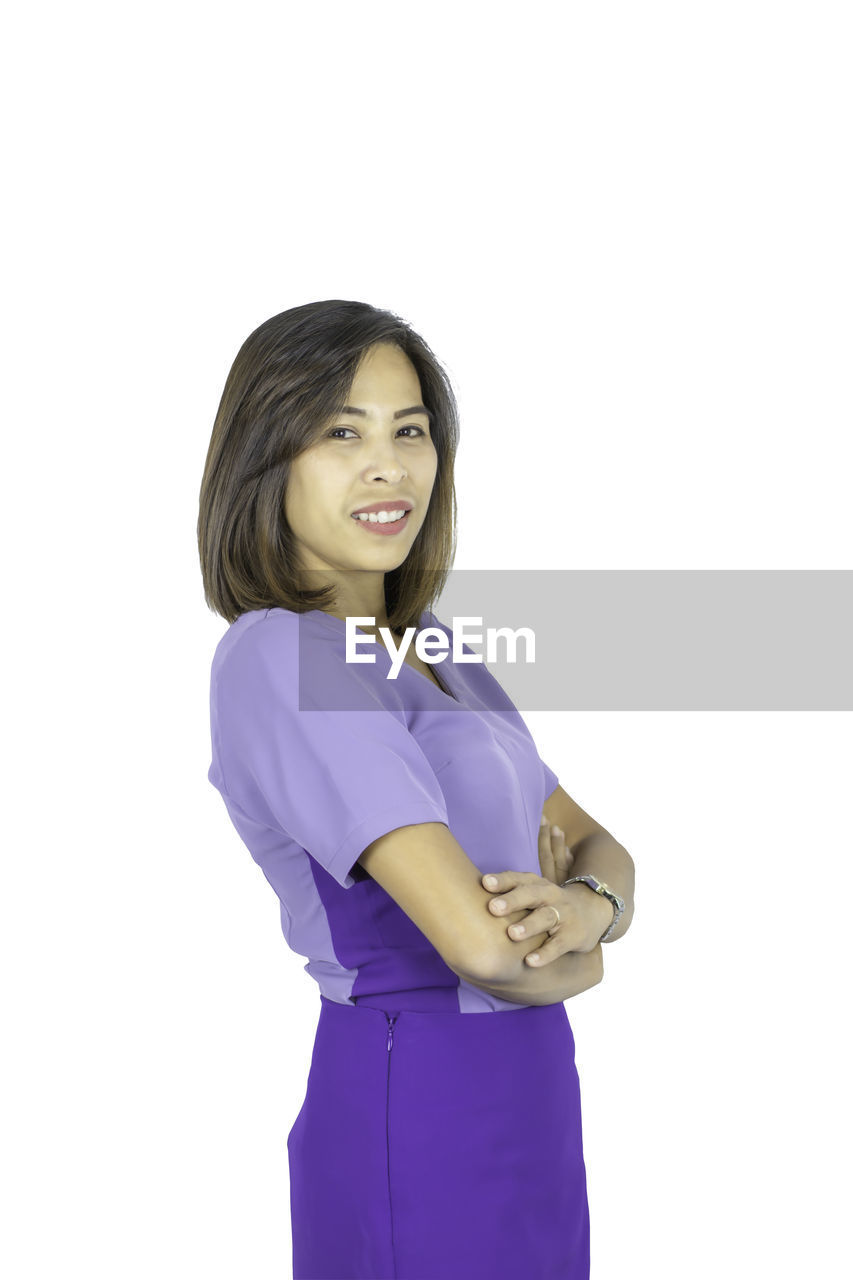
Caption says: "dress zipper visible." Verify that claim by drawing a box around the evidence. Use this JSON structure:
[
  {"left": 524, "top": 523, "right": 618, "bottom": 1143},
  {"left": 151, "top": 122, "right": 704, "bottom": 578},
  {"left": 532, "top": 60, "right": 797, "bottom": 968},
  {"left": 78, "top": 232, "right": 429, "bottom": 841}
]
[
  {"left": 384, "top": 1012, "right": 399, "bottom": 1272},
  {"left": 386, "top": 1012, "right": 399, "bottom": 1051}
]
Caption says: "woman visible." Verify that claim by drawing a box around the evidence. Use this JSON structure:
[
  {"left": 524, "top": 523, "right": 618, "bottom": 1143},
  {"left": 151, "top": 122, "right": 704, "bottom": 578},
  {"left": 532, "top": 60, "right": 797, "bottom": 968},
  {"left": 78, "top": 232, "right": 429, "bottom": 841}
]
[{"left": 198, "top": 300, "right": 635, "bottom": 1279}]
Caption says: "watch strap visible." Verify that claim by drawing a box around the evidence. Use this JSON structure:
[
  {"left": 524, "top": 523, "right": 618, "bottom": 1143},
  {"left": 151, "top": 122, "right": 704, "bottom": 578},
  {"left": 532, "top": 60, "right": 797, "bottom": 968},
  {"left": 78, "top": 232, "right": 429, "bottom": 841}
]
[{"left": 561, "top": 874, "right": 625, "bottom": 943}]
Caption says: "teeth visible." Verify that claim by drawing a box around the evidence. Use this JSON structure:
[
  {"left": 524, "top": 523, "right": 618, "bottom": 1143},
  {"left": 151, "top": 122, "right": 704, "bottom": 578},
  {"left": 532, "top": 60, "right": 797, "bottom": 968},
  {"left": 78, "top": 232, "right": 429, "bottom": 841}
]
[{"left": 353, "top": 509, "right": 408, "bottom": 523}]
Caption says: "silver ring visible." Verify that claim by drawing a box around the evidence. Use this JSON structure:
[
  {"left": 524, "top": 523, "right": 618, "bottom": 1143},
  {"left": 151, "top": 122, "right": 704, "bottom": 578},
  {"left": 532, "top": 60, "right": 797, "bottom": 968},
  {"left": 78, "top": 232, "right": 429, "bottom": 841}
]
[{"left": 546, "top": 904, "right": 561, "bottom": 935}]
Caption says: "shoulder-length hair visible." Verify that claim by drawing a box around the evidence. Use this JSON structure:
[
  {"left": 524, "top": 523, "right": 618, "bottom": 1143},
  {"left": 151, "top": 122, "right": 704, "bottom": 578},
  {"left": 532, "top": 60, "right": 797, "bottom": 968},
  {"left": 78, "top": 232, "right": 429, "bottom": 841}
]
[{"left": 198, "top": 300, "right": 459, "bottom": 631}]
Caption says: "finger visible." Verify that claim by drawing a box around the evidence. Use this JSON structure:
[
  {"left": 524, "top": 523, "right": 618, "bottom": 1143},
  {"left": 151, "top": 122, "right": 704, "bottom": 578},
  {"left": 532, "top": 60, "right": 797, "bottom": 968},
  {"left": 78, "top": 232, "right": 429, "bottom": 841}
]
[
  {"left": 549, "top": 825, "right": 574, "bottom": 881},
  {"left": 538, "top": 818, "right": 556, "bottom": 880},
  {"left": 506, "top": 903, "right": 564, "bottom": 941},
  {"left": 523, "top": 936, "right": 565, "bottom": 967},
  {"left": 487, "top": 879, "right": 549, "bottom": 916},
  {"left": 481, "top": 870, "right": 541, "bottom": 893},
  {"left": 538, "top": 812, "right": 557, "bottom": 868}
]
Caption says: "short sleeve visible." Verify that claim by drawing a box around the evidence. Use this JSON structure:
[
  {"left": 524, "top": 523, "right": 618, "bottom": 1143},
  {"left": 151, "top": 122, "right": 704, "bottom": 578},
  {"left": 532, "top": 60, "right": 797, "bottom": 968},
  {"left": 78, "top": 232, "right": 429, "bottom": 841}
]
[
  {"left": 541, "top": 758, "right": 559, "bottom": 803},
  {"left": 209, "top": 615, "right": 450, "bottom": 888}
]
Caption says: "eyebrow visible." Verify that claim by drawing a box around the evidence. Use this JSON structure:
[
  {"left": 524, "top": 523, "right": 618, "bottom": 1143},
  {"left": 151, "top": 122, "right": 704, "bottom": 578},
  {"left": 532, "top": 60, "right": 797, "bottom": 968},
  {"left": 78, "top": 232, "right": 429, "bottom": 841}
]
[{"left": 339, "top": 404, "right": 435, "bottom": 425}]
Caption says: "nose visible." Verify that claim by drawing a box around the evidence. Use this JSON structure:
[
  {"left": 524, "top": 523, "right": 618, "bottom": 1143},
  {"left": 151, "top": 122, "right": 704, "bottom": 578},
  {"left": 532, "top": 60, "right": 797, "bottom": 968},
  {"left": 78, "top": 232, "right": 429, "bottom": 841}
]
[{"left": 364, "top": 444, "right": 408, "bottom": 483}]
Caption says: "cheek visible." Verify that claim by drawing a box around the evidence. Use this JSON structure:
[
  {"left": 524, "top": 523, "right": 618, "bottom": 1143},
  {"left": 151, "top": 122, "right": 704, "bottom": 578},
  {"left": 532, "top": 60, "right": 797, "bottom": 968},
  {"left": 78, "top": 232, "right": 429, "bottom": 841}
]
[
  {"left": 284, "top": 486, "right": 318, "bottom": 544},
  {"left": 286, "top": 462, "right": 326, "bottom": 525},
  {"left": 416, "top": 444, "right": 439, "bottom": 486},
  {"left": 286, "top": 479, "right": 343, "bottom": 547},
  {"left": 425, "top": 458, "right": 440, "bottom": 497}
]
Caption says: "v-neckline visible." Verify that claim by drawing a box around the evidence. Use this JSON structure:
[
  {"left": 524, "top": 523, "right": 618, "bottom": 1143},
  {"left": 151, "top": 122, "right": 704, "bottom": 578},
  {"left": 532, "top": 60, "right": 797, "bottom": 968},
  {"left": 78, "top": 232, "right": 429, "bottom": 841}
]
[
  {"left": 306, "top": 609, "right": 462, "bottom": 704},
  {"left": 402, "top": 649, "right": 459, "bottom": 702}
]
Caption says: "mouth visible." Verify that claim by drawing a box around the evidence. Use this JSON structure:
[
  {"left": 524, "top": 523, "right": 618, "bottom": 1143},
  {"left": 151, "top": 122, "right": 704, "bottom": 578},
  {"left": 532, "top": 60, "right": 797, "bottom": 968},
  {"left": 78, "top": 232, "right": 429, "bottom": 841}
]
[{"left": 350, "top": 510, "right": 412, "bottom": 536}]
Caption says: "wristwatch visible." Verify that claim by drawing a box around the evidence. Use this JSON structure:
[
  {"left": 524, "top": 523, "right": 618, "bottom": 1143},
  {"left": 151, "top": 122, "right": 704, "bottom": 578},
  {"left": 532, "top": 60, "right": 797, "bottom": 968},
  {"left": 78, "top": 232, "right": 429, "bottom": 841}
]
[{"left": 561, "top": 874, "right": 625, "bottom": 943}]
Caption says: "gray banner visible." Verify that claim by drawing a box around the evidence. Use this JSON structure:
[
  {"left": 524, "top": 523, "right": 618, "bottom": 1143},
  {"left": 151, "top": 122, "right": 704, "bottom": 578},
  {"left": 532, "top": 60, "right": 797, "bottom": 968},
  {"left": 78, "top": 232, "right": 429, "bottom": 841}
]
[{"left": 297, "top": 570, "right": 853, "bottom": 711}]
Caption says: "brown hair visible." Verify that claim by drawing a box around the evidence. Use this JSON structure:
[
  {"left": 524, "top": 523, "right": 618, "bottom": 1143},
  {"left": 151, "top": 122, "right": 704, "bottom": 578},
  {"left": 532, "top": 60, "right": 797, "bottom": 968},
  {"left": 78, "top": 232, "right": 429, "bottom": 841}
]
[{"left": 197, "top": 300, "right": 459, "bottom": 631}]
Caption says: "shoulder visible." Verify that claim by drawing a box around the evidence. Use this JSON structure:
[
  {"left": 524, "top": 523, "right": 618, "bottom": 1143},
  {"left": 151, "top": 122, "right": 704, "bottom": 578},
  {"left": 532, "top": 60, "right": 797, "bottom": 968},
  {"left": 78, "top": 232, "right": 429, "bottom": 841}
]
[
  {"left": 212, "top": 606, "right": 346, "bottom": 674},
  {"left": 210, "top": 608, "right": 295, "bottom": 683},
  {"left": 211, "top": 608, "right": 331, "bottom": 710},
  {"left": 210, "top": 608, "right": 394, "bottom": 713}
]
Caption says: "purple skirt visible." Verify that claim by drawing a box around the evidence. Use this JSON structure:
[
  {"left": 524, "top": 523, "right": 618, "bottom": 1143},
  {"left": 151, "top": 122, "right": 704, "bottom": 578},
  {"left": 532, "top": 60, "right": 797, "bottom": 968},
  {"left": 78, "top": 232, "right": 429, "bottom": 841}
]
[{"left": 286, "top": 995, "right": 590, "bottom": 1279}]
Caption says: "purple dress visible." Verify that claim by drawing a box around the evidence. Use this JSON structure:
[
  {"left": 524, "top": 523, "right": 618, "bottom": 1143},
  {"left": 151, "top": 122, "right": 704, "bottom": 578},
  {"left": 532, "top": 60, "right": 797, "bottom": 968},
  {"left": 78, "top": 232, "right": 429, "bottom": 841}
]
[{"left": 208, "top": 607, "right": 590, "bottom": 1279}]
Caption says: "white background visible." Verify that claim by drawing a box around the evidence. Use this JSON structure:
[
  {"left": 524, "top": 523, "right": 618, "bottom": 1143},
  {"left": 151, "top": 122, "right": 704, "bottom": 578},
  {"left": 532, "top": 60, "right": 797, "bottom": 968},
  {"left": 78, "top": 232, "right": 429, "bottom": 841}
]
[{"left": 2, "top": 2, "right": 850, "bottom": 1276}]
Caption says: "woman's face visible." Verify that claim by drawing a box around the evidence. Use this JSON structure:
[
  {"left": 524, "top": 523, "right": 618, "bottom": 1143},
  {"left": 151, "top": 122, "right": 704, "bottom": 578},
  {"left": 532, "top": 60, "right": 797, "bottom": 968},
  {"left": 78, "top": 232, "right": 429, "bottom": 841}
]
[{"left": 284, "top": 341, "right": 439, "bottom": 580}]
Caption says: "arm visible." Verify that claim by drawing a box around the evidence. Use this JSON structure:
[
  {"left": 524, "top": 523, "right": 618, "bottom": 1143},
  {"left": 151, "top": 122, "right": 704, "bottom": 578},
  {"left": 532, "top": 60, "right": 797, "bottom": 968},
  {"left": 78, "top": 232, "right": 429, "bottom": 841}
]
[
  {"left": 568, "top": 829, "right": 635, "bottom": 943},
  {"left": 456, "top": 791, "right": 635, "bottom": 1000},
  {"left": 356, "top": 803, "right": 630, "bottom": 997},
  {"left": 454, "top": 942, "right": 604, "bottom": 1006},
  {"left": 358, "top": 820, "right": 607, "bottom": 997},
  {"left": 543, "top": 785, "right": 636, "bottom": 943},
  {"left": 357, "top": 821, "right": 555, "bottom": 979}
]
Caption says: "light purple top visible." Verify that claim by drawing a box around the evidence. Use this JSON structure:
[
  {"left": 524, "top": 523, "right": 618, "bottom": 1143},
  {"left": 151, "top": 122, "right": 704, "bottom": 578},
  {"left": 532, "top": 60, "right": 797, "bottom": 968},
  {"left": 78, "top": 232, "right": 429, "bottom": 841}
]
[{"left": 208, "top": 607, "right": 560, "bottom": 1013}]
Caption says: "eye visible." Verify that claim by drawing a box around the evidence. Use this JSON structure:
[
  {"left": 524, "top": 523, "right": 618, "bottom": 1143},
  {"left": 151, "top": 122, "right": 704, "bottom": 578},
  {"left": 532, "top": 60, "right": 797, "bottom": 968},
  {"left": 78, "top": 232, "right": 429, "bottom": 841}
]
[{"left": 327, "top": 425, "right": 427, "bottom": 440}]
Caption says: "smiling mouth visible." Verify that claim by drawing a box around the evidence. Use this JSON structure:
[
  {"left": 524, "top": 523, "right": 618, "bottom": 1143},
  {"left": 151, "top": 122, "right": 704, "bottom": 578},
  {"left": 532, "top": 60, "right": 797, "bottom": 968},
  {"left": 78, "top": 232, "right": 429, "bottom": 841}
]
[
  {"left": 350, "top": 510, "right": 411, "bottom": 533},
  {"left": 351, "top": 511, "right": 409, "bottom": 521}
]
